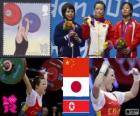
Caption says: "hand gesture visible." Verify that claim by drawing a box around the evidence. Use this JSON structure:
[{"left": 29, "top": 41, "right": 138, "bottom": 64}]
[
  {"left": 99, "top": 60, "right": 110, "bottom": 74},
  {"left": 25, "top": 18, "right": 30, "bottom": 22},
  {"left": 68, "top": 30, "right": 77, "bottom": 38},
  {"left": 84, "top": 16, "right": 91, "bottom": 26},
  {"left": 129, "top": 68, "right": 140, "bottom": 81}
]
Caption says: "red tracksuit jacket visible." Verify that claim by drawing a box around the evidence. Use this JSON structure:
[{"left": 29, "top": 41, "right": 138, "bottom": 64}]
[{"left": 113, "top": 18, "right": 140, "bottom": 58}]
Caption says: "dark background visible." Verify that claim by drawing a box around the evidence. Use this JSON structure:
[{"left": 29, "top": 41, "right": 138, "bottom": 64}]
[
  {"left": 0, "top": 58, "right": 63, "bottom": 116},
  {"left": 90, "top": 58, "right": 140, "bottom": 116}
]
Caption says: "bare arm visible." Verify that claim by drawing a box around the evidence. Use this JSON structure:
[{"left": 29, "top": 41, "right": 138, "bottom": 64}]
[
  {"left": 123, "top": 68, "right": 140, "bottom": 102},
  {"left": 39, "top": 69, "right": 48, "bottom": 84},
  {"left": 15, "top": 24, "right": 22, "bottom": 42},
  {"left": 23, "top": 73, "right": 32, "bottom": 94},
  {"left": 93, "top": 73, "right": 105, "bottom": 99},
  {"left": 43, "top": 71, "right": 48, "bottom": 83},
  {"left": 24, "top": 18, "right": 30, "bottom": 37},
  {"left": 92, "top": 61, "right": 110, "bottom": 99}
]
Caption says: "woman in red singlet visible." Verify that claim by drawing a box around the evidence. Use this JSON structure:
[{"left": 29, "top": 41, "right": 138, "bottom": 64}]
[
  {"left": 91, "top": 60, "right": 140, "bottom": 116},
  {"left": 22, "top": 70, "right": 48, "bottom": 116}
]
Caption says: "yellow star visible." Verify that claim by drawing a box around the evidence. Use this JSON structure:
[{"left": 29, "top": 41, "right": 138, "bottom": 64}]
[{"left": 65, "top": 60, "right": 70, "bottom": 65}]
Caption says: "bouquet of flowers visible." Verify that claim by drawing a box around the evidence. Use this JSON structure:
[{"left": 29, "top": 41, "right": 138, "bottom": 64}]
[
  {"left": 102, "top": 40, "right": 113, "bottom": 57},
  {"left": 103, "top": 40, "right": 113, "bottom": 50},
  {"left": 115, "top": 38, "right": 127, "bottom": 50},
  {"left": 115, "top": 38, "right": 131, "bottom": 57},
  {"left": 81, "top": 17, "right": 91, "bottom": 40},
  {"left": 63, "top": 21, "right": 74, "bottom": 31}
]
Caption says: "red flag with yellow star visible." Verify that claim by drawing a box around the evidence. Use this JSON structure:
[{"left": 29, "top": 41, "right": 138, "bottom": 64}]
[{"left": 63, "top": 58, "right": 89, "bottom": 77}]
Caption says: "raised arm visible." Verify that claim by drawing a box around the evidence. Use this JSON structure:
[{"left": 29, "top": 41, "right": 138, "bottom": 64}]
[
  {"left": 43, "top": 71, "right": 48, "bottom": 84},
  {"left": 23, "top": 73, "right": 32, "bottom": 94},
  {"left": 92, "top": 60, "right": 110, "bottom": 99},
  {"left": 24, "top": 18, "right": 30, "bottom": 37},
  {"left": 123, "top": 68, "right": 140, "bottom": 102},
  {"left": 15, "top": 24, "right": 22, "bottom": 42},
  {"left": 39, "top": 68, "right": 48, "bottom": 84}
]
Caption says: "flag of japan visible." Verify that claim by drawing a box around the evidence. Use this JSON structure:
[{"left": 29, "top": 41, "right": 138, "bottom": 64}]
[
  {"left": 63, "top": 77, "right": 89, "bottom": 97},
  {"left": 63, "top": 58, "right": 89, "bottom": 97}
]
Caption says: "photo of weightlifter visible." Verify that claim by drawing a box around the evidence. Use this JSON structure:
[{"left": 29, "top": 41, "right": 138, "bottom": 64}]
[
  {"left": 0, "top": 58, "right": 63, "bottom": 116},
  {"left": 89, "top": 58, "right": 140, "bottom": 116}
]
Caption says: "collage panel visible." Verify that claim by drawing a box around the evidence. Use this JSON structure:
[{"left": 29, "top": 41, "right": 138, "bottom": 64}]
[
  {"left": 89, "top": 58, "right": 140, "bottom": 116},
  {"left": 3, "top": 2, "right": 50, "bottom": 56},
  {"left": 0, "top": 58, "right": 63, "bottom": 116},
  {"left": 51, "top": 0, "right": 87, "bottom": 58},
  {"left": 51, "top": 0, "right": 140, "bottom": 58},
  {"left": 0, "top": 0, "right": 140, "bottom": 116},
  {"left": 0, "top": 57, "right": 140, "bottom": 116}
]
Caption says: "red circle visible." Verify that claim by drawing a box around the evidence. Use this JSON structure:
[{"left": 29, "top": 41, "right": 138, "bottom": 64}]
[
  {"left": 71, "top": 81, "right": 81, "bottom": 93},
  {"left": 4, "top": 3, "right": 22, "bottom": 25},
  {"left": 3, "top": 60, "right": 13, "bottom": 71},
  {"left": 47, "top": 67, "right": 58, "bottom": 81},
  {"left": 42, "top": 59, "right": 63, "bottom": 91}
]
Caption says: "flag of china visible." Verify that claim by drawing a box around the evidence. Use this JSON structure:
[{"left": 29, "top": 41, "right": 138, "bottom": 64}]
[{"left": 63, "top": 58, "right": 89, "bottom": 77}]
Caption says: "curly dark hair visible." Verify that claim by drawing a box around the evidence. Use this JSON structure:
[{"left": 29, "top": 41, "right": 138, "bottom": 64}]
[{"left": 61, "top": 3, "right": 75, "bottom": 19}]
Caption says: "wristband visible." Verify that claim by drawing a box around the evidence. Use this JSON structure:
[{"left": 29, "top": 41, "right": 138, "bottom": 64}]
[{"left": 99, "top": 61, "right": 110, "bottom": 74}]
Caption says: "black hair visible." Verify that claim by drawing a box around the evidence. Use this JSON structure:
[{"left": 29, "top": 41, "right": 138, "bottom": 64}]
[
  {"left": 61, "top": 3, "right": 75, "bottom": 19},
  {"left": 121, "top": 2, "right": 133, "bottom": 16},
  {"left": 94, "top": 1, "right": 106, "bottom": 11},
  {"left": 32, "top": 76, "right": 44, "bottom": 90}
]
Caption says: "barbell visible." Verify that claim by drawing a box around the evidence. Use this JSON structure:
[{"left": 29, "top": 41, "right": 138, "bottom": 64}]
[
  {"left": 22, "top": 13, "right": 41, "bottom": 33},
  {"left": 4, "top": 3, "right": 22, "bottom": 26},
  {"left": 0, "top": 58, "right": 63, "bottom": 91}
]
